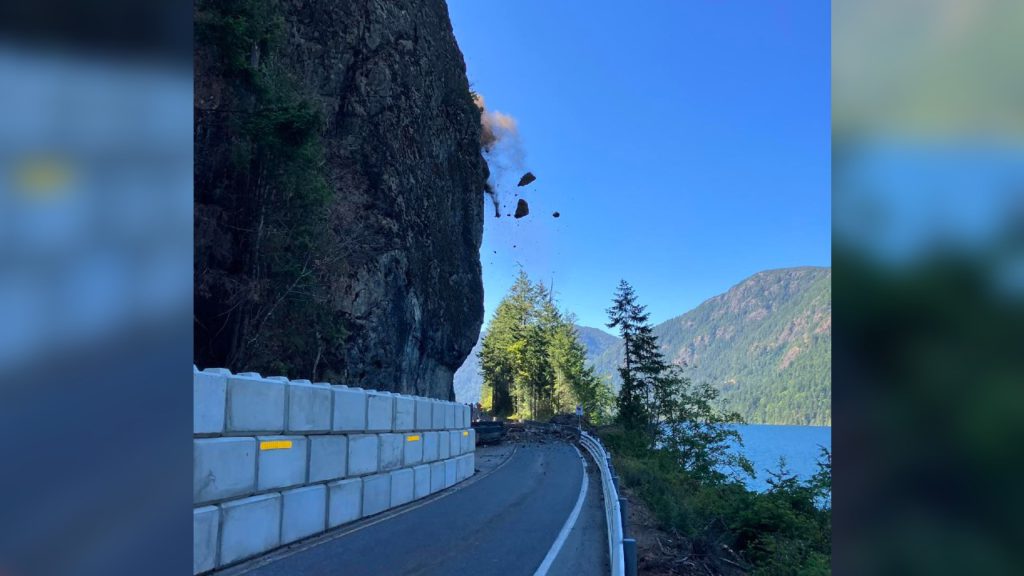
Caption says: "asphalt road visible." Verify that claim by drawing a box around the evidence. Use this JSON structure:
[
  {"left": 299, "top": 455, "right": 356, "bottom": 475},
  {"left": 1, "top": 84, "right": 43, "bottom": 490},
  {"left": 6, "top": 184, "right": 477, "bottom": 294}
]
[{"left": 220, "top": 441, "right": 607, "bottom": 576}]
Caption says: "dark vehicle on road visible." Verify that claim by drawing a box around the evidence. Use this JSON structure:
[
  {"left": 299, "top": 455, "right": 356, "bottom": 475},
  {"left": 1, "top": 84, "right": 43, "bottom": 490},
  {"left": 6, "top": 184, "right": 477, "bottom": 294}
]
[{"left": 471, "top": 420, "right": 506, "bottom": 445}]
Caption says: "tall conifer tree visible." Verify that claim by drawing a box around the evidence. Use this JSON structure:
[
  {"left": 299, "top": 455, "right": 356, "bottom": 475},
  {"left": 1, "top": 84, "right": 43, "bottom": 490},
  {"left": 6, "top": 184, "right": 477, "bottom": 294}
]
[{"left": 607, "top": 280, "right": 668, "bottom": 431}]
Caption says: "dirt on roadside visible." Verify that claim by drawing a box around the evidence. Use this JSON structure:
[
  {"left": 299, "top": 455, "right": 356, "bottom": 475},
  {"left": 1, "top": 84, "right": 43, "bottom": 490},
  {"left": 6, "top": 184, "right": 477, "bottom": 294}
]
[{"left": 620, "top": 485, "right": 748, "bottom": 576}]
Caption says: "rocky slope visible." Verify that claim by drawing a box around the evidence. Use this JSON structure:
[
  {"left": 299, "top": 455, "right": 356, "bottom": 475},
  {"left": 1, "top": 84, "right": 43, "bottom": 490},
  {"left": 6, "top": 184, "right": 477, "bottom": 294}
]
[
  {"left": 195, "top": 0, "right": 487, "bottom": 399},
  {"left": 591, "top": 267, "right": 832, "bottom": 425}
]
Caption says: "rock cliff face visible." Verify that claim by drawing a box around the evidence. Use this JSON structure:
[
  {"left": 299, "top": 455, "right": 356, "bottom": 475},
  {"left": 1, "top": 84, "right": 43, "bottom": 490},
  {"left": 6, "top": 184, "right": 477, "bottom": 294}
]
[{"left": 195, "top": 0, "right": 487, "bottom": 399}]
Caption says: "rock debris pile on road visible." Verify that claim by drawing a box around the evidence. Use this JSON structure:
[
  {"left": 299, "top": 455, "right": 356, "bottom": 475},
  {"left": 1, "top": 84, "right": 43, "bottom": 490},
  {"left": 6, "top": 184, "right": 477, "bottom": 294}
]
[{"left": 504, "top": 419, "right": 581, "bottom": 445}]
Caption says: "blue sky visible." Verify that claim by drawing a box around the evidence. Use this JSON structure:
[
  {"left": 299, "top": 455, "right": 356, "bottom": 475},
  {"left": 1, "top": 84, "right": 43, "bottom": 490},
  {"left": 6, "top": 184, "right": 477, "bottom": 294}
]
[{"left": 448, "top": 1, "right": 831, "bottom": 330}]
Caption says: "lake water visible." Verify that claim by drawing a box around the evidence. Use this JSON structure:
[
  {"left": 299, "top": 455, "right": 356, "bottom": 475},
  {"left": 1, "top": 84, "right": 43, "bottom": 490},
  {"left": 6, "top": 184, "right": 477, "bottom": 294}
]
[{"left": 729, "top": 424, "right": 831, "bottom": 492}]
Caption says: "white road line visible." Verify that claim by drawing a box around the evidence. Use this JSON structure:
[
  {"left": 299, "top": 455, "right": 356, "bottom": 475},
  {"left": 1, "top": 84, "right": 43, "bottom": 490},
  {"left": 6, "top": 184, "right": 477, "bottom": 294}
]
[{"left": 533, "top": 445, "right": 590, "bottom": 576}]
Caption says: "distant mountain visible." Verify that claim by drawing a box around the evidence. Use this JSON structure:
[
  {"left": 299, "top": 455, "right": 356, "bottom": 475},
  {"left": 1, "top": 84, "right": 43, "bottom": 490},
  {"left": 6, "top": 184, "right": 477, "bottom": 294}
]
[
  {"left": 574, "top": 325, "right": 621, "bottom": 365},
  {"left": 456, "top": 267, "right": 831, "bottom": 425},
  {"left": 453, "top": 334, "right": 484, "bottom": 403},
  {"left": 592, "top": 267, "right": 831, "bottom": 425}
]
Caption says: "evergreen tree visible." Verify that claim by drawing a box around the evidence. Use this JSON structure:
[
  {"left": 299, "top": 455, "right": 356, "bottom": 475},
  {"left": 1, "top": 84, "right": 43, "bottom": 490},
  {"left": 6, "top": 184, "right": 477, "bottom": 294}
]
[
  {"left": 479, "top": 271, "right": 533, "bottom": 417},
  {"left": 607, "top": 279, "right": 749, "bottom": 478},
  {"left": 479, "top": 271, "right": 615, "bottom": 421},
  {"left": 549, "top": 314, "right": 612, "bottom": 420},
  {"left": 606, "top": 280, "right": 669, "bottom": 432}
]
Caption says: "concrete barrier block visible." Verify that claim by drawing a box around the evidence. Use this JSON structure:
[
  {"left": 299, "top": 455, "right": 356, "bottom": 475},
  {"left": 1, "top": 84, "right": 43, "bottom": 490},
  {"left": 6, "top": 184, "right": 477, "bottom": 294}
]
[
  {"left": 394, "top": 396, "right": 415, "bottom": 431},
  {"left": 413, "top": 464, "right": 430, "bottom": 499},
  {"left": 414, "top": 397, "right": 432, "bottom": 429},
  {"left": 469, "top": 428, "right": 476, "bottom": 449},
  {"left": 461, "top": 429, "right": 471, "bottom": 454},
  {"left": 403, "top": 433, "right": 424, "bottom": 466},
  {"left": 379, "top": 433, "right": 403, "bottom": 471},
  {"left": 444, "top": 458, "right": 457, "bottom": 488},
  {"left": 281, "top": 485, "right": 327, "bottom": 544},
  {"left": 220, "top": 493, "right": 281, "bottom": 566},
  {"left": 194, "top": 437, "right": 256, "bottom": 504},
  {"left": 457, "top": 453, "right": 475, "bottom": 482},
  {"left": 429, "top": 461, "right": 445, "bottom": 493},
  {"left": 328, "top": 478, "right": 362, "bottom": 527},
  {"left": 390, "top": 468, "right": 415, "bottom": 507},
  {"left": 444, "top": 403, "right": 455, "bottom": 429},
  {"left": 462, "top": 405, "right": 471, "bottom": 428},
  {"left": 286, "top": 381, "right": 331, "bottom": 433},
  {"left": 451, "top": 430, "right": 464, "bottom": 456},
  {"left": 438, "top": 431, "right": 450, "bottom": 460},
  {"left": 347, "top": 434, "right": 379, "bottom": 476},
  {"left": 431, "top": 401, "right": 445, "bottom": 430},
  {"left": 194, "top": 370, "right": 226, "bottom": 435},
  {"left": 202, "top": 367, "right": 231, "bottom": 375},
  {"left": 226, "top": 374, "right": 285, "bottom": 433},
  {"left": 456, "top": 454, "right": 467, "bottom": 482},
  {"left": 331, "top": 387, "right": 367, "bottom": 432},
  {"left": 193, "top": 506, "right": 219, "bottom": 575},
  {"left": 256, "top": 436, "right": 307, "bottom": 491},
  {"left": 309, "top": 435, "right": 347, "bottom": 483},
  {"left": 423, "top": 431, "right": 439, "bottom": 462},
  {"left": 366, "top": 392, "right": 394, "bottom": 432},
  {"left": 362, "top": 473, "right": 392, "bottom": 517}
]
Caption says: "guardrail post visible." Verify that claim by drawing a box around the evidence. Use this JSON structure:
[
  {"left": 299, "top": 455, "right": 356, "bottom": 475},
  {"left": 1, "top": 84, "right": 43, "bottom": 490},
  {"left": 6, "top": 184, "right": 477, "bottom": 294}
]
[{"left": 623, "top": 538, "right": 637, "bottom": 576}]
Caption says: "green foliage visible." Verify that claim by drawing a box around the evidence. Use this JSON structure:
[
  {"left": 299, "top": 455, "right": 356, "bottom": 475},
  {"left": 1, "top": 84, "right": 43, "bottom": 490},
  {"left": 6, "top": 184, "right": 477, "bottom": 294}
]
[
  {"left": 606, "top": 280, "right": 664, "bottom": 431},
  {"left": 606, "top": 280, "right": 749, "bottom": 479},
  {"left": 599, "top": 428, "right": 831, "bottom": 575},
  {"left": 478, "top": 272, "right": 615, "bottom": 422},
  {"left": 599, "top": 280, "right": 829, "bottom": 572},
  {"left": 592, "top": 267, "right": 831, "bottom": 426},
  {"left": 658, "top": 370, "right": 754, "bottom": 483},
  {"left": 194, "top": 0, "right": 346, "bottom": 379}
]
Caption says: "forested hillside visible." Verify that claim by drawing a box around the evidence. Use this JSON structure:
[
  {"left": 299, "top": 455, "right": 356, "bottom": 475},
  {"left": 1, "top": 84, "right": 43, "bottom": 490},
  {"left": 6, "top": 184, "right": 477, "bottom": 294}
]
[
  {"left": 574, "top": 325, "right": 621, "bottom": 365},
  {"left": 592, "top": 267, "right": 831, "bottom": 425},
  {"left": 458, "top": 267, "right": 831, "bottom": 425}
]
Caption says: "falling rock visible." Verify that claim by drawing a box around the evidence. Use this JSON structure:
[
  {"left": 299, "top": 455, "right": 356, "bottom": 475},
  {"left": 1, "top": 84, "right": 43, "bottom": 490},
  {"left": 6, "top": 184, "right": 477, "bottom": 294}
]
[
  {"left": 517, "top": 172, "right": 536, "bottom": 187},
  {"left": 552, "top": 211, "right": 560, "bottom": 218},
  {"left": 513, "top": 199, "right": 529, "bottom": 218}
]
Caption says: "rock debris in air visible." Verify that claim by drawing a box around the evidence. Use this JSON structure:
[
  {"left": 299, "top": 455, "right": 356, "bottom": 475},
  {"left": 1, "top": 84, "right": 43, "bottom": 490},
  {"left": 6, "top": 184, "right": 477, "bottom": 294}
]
[{"left": 514, "top": 199, "right": 529, "bottom": 219}]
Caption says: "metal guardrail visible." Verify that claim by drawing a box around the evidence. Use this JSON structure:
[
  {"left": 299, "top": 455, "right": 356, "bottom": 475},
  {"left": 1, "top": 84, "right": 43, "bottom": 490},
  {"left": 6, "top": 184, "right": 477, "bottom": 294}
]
[{"left": 579, "top": 431, "right": 632, "bottom": 576}]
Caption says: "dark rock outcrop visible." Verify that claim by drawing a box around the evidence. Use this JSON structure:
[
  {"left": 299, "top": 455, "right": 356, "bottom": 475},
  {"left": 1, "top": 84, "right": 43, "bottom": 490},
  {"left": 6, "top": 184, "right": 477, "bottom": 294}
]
[{"left": 195, "top": 0, "right": 487, "bottom": 399}]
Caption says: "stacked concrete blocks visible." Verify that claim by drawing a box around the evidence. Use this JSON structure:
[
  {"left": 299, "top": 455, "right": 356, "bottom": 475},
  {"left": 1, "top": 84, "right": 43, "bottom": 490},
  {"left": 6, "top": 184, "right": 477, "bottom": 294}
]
[{"left": 192, "top": 367, "right": 476, "bottom": 574}]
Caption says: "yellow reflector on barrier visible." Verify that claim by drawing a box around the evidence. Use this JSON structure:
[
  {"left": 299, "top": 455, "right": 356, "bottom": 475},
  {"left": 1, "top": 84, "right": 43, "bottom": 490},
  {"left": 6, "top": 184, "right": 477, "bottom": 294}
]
[
  {"left": 463, "top": 431, "right": 469, "bottom": 436},
  {"left": 406, "top": 435, "right": 421, "bottom": 442},
  {"left": 260, "top": 440, "right": 293, "bottom": 451}
]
